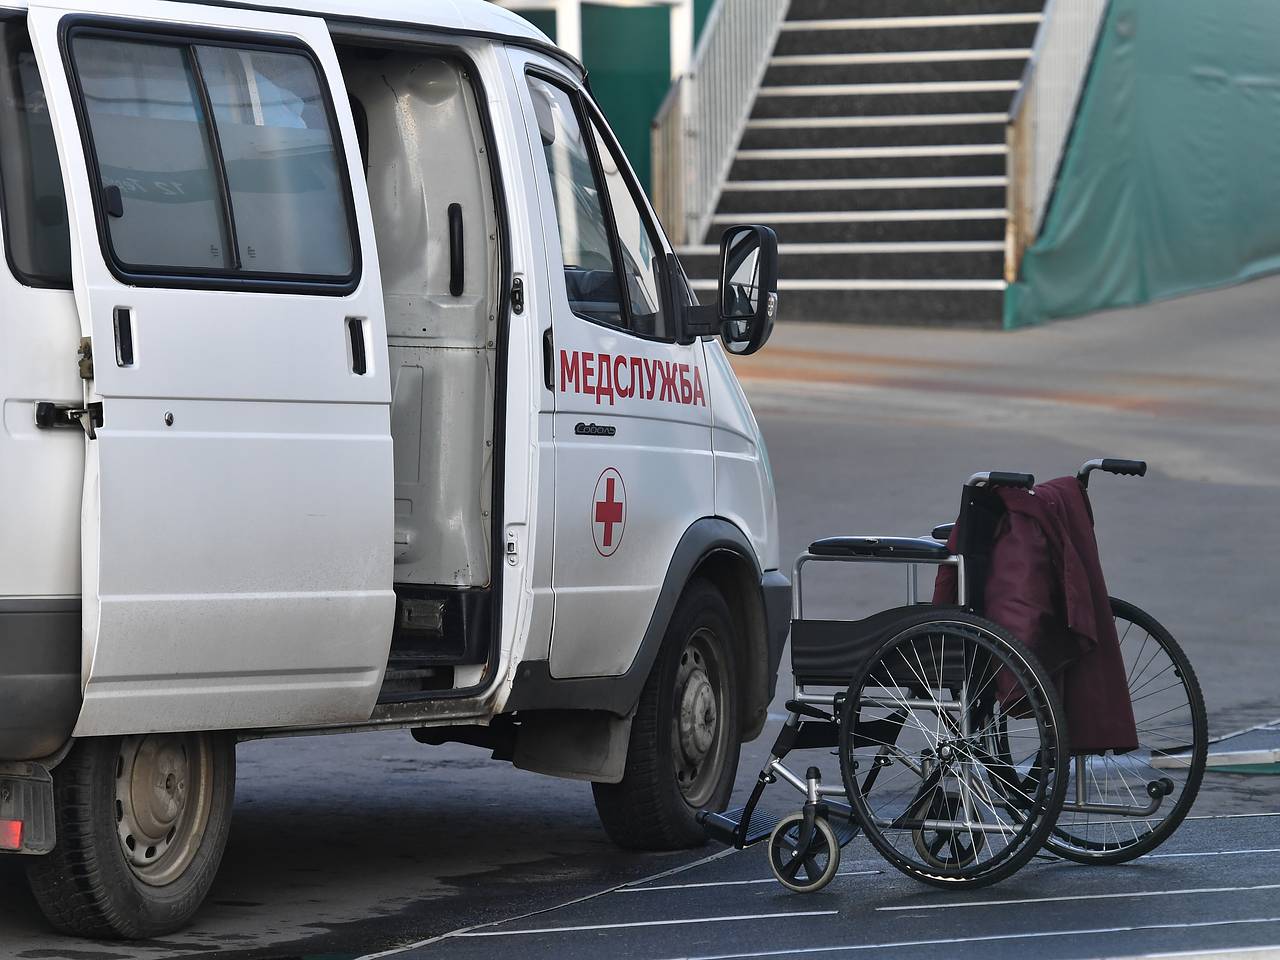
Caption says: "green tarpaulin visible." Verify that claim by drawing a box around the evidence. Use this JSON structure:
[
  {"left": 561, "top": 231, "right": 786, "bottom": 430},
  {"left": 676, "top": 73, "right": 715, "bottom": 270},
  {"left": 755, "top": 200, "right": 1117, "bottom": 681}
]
[{"left": 1006, "top": 0, "right": 1280, "bottom": 328}]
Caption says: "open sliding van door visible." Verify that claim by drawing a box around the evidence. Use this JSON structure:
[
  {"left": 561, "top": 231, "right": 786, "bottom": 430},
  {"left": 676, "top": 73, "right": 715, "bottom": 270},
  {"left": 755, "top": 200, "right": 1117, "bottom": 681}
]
[{"left": 26, "top": 0, "right": 396, "bottom": 736}]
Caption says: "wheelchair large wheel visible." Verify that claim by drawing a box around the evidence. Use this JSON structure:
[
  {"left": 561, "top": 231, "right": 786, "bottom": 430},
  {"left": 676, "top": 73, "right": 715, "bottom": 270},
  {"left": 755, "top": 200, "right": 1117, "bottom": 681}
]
[
  {"left": 839, "top": 613, "right": 1068, "bottom": 889},
  {"left": 1045, "top": 598, "right": 1207, "bottom": 864}
]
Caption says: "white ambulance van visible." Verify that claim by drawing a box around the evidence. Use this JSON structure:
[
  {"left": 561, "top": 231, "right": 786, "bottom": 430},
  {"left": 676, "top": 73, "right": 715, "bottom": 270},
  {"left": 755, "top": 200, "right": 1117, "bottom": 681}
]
[{"left": 0, "top": 0, "right": 787, "bottom": 939}]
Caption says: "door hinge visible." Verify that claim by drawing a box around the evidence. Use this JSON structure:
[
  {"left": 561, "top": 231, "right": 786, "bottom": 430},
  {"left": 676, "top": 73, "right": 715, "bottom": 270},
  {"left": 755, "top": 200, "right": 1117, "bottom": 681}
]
[
  {"left": 34, "top": 401, "right": 102, "bottom": 439},
  {"left": 77, "top": 337, "right": 94, "bottom": 381},
  {"left": 511, "top": 277, "right": 524, "bottom": 315}
]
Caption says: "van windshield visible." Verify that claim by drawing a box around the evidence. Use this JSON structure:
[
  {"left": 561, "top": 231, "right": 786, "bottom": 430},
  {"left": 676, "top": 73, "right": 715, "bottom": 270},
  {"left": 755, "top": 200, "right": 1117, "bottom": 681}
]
[{"left": 0, "top": 20, "right": 72, "bottom": 287}]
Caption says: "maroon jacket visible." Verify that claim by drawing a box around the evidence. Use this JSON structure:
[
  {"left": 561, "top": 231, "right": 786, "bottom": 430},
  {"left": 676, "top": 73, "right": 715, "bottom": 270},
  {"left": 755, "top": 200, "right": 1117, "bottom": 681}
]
[{"left": 934, "top": 477, "right": 1138, "bottom": 754}]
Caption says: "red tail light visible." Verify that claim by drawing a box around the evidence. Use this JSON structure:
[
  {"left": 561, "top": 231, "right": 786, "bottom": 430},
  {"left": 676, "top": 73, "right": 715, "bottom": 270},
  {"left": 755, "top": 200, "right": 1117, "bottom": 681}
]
[{"left": 0, "top": 819, "right": 22, "bottom": 851}]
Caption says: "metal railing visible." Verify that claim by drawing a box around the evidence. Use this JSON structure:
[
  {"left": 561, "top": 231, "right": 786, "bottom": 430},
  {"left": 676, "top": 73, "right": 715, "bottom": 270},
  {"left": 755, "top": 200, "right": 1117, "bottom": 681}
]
[
  {"left": 1005, "top": 0, "right": 1110, "bottom": 281},
  {"left": 652, "top": 0, "right": 790, "bottom": 247}
]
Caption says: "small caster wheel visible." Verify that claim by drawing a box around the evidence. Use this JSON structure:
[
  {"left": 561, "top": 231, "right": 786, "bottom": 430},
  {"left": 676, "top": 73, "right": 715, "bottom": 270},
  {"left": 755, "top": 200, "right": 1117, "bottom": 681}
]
[
  {"left": 1148, "top": 777, "right": 1176, "bottom": 799},
  {"left": 768, "top": 811, "right": 840, "bottom": 893}
]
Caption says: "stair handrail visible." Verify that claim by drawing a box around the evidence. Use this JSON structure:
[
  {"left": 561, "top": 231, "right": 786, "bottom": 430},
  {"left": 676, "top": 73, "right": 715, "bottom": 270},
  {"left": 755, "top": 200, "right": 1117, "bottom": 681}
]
[
  {"left": 652, "top": 0, "right": 790, "bottom": 247},
  {"left": 1005, "top": 0, "right": 1111, "bottom": 280}
]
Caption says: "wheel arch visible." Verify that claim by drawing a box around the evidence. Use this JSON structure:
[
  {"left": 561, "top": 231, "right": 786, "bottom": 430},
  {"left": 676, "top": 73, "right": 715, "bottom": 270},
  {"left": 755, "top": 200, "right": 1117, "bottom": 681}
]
[{"left": 504, "top": 516, "right": 788, "bottom": 735}]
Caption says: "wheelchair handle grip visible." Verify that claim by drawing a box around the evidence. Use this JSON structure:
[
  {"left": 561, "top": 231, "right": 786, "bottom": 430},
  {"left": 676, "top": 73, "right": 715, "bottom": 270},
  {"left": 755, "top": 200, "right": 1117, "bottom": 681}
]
[
  {"left": 1078, "top": 458, "right": 1148, "bottom": 485},
  {"left": 967, "top": 471, "right": 1036, "bottom": 489}
]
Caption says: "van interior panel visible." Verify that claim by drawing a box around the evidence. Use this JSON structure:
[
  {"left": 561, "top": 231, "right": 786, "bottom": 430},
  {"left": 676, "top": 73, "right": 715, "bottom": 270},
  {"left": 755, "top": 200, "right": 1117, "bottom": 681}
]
[{"left": 339, "top": 48, "right": 500, "bottom": 686}]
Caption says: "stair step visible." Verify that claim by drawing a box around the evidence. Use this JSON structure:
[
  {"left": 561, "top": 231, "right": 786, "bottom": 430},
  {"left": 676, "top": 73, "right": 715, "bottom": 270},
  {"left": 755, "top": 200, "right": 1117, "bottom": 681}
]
[
  {"left": 706, "top": 210, "right": 1006, "bottom": 244},
  {"left": 758, "top": 79, "right": 1020, "bottom": 97},
  {"left": 706, "top": 285, "right": 1007, "bottom": 327},
  {"left": 741, "top": 114, "right": 1007, "bottom": 150},
  {"left": 766, "top": 54, "right": 1029, "bottom": 86},
  {"left": 780, "top": 13, "right": 1044, "bottom": 30},
  {"left": 716, "top": 178, "right": 1006, "bottom": 215},
  {"left": 751, "top": 89, "right": 1017, "bottom": 120},
  {"left": 682, "top": 246, "right": 1004, "bottom": 281},
  {"left": 788, "top": 0, "right": 1045, "bottom": 17},
  {"left": 730, "top": 148, "right": 1005, "bottom": 181},
  {"left": 775, "top": 22, "right": 1040, "bottom": 56}
]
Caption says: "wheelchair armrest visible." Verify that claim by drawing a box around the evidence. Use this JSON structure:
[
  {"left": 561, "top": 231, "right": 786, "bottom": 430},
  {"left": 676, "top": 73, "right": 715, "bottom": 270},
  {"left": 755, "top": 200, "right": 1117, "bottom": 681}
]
[
  {"left": 809, "top": 536, "right": 951, "bottom": 562},
  {"left": 931, "top": 522, "right": 955, "bottom": 541}
]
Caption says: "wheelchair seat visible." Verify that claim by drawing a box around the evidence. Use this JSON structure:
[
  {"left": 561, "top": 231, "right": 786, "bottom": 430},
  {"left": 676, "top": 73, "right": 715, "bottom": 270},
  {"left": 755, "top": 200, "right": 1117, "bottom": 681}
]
[{"left": 809, "top": 536, "right": 950, "bottom": 561}]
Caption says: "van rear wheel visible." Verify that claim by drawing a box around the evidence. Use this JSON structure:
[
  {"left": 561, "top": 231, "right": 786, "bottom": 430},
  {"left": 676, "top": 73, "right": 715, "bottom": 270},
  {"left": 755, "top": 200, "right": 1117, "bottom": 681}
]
[
  {"left": 592, "top": 579, "right": 741, "bottom": 849},
  {"left": 26, "top": 732, "right": 235, "bottom": 939}
]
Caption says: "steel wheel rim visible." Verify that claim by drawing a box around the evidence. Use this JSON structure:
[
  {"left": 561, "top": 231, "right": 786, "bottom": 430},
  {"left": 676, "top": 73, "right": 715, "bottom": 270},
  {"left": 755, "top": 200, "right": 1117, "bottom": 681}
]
[
  {"left": 115, "top": 733, "right": 214, "bottom": 886},
  {"left": 672, "top": 626, "right": 730, "bottom": 807}
]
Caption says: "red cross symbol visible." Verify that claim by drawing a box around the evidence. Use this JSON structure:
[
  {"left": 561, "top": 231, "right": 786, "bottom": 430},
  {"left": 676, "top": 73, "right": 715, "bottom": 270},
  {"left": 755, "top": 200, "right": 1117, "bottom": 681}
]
[{"left": 592, "top": 467, "right": 626, "bottom": 557}]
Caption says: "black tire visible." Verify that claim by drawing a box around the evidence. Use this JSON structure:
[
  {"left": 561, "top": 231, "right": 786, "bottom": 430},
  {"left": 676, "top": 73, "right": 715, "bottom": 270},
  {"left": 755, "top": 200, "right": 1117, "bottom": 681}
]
[
  {"left": 839, "top": 612, "right": 1069, "bottom": 889},
  {"left": 1046, "top": 598, "right": 1207, "bottom": 864},
  {"left": 26, "top": 732, "right": 236, "bottom": 939},
  {"left": 593, "top": 579, "right": 741, "bottom": 849},
  {"left": 768, "top": 812, "right": 841, "bottom": 893}
]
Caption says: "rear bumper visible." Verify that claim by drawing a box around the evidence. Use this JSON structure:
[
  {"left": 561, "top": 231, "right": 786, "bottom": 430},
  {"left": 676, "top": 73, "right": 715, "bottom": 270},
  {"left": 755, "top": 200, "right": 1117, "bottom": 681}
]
[
  {"left": 0, "top": 599, "right": 81, "bottom": 761},
  {"left": 761, "top": 570, "right": 791, "bottom": 699}
]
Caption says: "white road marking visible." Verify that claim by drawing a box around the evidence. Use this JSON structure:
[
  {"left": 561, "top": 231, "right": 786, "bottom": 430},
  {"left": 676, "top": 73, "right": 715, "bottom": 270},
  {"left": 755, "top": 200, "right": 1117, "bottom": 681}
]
[
  {"left": 453, "top": 909, "right": 838, "bottom": 938},
  {"left": 876, "top": 882, "right": 1280, "bottom": 911},
  {"left": 1126, "top": 944, "right": 1280, "bottom": 958},
  {"left": 619, "top": 871, "right": 880, "bottom": 892},
  {"left": 654, "top": 917, "right": 1280, "bottom": 960},
  {"left": 1147, "top": 847, "right": 1280, "bottom": 860}
]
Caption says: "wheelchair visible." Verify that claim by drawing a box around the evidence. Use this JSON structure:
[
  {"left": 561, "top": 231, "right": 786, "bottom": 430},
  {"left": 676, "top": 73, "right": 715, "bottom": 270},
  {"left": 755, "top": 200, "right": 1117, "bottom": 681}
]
[{"left": 700, "top": 459, "right": 1208, "bottom": 892}]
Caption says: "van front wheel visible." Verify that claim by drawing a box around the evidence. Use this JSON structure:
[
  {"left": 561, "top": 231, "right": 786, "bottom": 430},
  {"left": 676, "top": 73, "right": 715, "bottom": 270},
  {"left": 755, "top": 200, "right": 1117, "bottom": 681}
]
[
  {"left": 26, "top": 732, "right": 235, "bottom": 939},
  {"left": 592, "top": 579, "right": 741, "bottom": 849}
]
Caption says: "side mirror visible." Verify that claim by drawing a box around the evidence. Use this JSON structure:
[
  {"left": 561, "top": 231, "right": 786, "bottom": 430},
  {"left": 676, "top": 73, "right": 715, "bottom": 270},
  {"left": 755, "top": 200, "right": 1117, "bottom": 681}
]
[{"left": 717, "top": 225, "right": 777, "bottom": 355}]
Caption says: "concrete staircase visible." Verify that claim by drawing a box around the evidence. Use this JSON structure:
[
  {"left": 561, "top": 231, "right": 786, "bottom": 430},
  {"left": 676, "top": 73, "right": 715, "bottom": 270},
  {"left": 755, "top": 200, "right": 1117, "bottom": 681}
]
[{"left": 680, "top": 0, "right": 1046, "bottom": 326}]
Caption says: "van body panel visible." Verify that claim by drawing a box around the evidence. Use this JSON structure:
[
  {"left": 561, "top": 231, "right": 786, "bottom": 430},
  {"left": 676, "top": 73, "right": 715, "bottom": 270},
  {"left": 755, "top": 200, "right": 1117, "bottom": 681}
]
[
  {"left": 0, "top": 2, "right": 780, "bottom": 751},
  {"left": 508, "top": 49, "right": 716, "bottom": 682},
  {"left": 705, "top": 338, "right": 780, "bottom": 572},
  {"left": 28, "top": 0, "right": 398, "bottom": 735}
]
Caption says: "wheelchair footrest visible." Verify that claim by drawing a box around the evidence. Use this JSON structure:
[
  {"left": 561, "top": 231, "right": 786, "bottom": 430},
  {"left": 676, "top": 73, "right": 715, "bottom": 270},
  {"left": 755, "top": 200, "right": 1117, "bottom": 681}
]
[
  {"left": 700, "top": 798, "right": 861, "bottom": 850},
  {"left": 700, "top": 804, "right": 784, "bottom": 848}
]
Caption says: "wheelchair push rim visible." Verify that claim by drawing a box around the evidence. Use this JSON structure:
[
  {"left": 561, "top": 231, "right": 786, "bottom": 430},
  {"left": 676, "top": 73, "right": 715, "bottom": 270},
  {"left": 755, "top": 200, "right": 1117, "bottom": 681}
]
[
  {"left": 1045, "top": 597, "right": 1208, "bottom": 864},
  {"left": 838, "top": 615, "right": 1069, "bottom": 888}
]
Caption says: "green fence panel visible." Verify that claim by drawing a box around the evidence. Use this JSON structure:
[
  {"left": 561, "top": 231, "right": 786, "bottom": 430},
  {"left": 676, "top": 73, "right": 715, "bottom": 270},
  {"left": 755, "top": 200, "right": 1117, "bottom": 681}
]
[{"left": 1006, "top": 0, "right": 1280, "bottom": 328}]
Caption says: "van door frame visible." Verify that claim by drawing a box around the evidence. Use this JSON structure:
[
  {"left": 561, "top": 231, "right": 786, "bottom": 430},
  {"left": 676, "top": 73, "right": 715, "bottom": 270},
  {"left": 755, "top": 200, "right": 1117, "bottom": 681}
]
[{"left": 326, "top": 25, "right": 522, "bottom": 711}]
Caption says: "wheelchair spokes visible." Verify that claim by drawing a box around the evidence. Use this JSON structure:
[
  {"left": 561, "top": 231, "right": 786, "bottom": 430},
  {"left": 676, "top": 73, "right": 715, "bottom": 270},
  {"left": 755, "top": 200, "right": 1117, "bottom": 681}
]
[
  {"left": 1046, "top": 598, "right": 1207, "bottom": 863},
  {"left": 839, "top": 620, "right": 1067, "bottom": 887}
]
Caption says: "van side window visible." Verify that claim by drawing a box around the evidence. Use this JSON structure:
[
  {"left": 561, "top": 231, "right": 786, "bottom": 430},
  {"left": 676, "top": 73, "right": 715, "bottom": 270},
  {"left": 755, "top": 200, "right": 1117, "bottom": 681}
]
[
  {"left": 585, "top": 114, "right": 667, "bottom": 339},
  {"left": 0, "top": 22, "right": 72, "bottom": 287},
  {"left": 69, "top": 32, "right": 355, "bottom": 285},
  {"left": 526, "top": 74, "right": 625, "bottom": 329}
]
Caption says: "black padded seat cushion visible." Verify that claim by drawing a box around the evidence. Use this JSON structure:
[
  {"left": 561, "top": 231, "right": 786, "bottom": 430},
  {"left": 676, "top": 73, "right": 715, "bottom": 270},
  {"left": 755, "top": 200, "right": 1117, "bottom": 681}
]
[
  {"left": 791, "top": 604, "right": 966, "bottom": 687},
  {"left": 809, "top": 536, "right": 951, "bottom": 561}
]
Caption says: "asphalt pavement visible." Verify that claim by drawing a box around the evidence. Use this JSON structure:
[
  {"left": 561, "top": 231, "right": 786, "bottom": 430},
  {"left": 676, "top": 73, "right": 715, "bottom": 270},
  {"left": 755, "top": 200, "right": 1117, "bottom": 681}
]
[{"left": 2, "top": 276, "right": 1278, "bottom": 959}]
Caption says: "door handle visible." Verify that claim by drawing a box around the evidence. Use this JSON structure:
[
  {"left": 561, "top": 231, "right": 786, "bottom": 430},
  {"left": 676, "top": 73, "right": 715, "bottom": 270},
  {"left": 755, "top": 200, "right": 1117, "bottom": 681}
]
[
  {"left": 448, "top": 202, "right": 464, "bottom": 297},
  {"left": 347, "top": 317, "right": 367, "bottom": 375},
  {"left": 542, "top": 327, "right": 554, "bottom": 391},
  {"left": 113, "top": 307, "right": 134, "bottom": 367}
]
